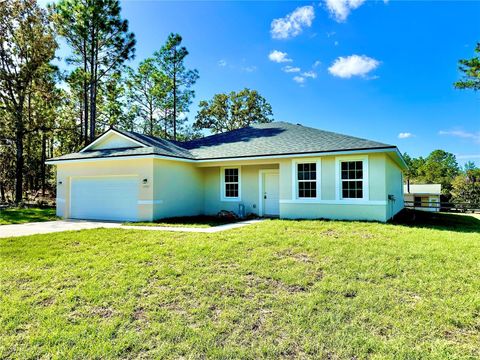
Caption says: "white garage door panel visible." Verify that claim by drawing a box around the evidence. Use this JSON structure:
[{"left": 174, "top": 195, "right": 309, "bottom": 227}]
[{"left": 70, "top": 176, "right": 138, "bottom": 221}]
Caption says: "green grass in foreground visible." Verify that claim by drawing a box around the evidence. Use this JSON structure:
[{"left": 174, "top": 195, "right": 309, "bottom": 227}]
[
  {"left": 1, "top": 212, "right": 479, "bottom": 359},
  {"left": 125, "top": 215, "right": 241, "bottom": 228},
  {"left": 0, "top": 207, "right": 56, "bottom": 225}
]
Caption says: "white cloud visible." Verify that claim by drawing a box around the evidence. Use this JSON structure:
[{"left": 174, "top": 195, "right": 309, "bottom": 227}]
[
  {"left": 313, "top": 60, "right": 321, "bottom": 68},
  {"left": 325, "top": 0, "right": 365, "bottom": 22},
  {"left": 241, "top": 65, "right": 257, "bottom": 73},
  {"left": 302, "top": 71, "right": 317, "bottom": 79},
  {"left": 398, "top": 132, "right": 414, "bottom": 139},
  {"left": 271, "top": 6, "right": 315, "bottom": 39},
  {"left": 218, "top": 59, "right": 227, "bottom": 67},
  {"left": 334, "top": 40, "right": 339, "bottom": 46},
  {"left": 282, "top": 65, "right": 301, "bottom": 73},
  {"left": 268, "top": 50, "right": 292, "bottom": 63},
  {"left": 328, "top": 55, "right": 380, "bottom": 78},
  {"left": 438, "top": 130, "right": 480, "bottom": 143},
  {"left": 293, "top": 76, "right": 306, "bottom": 84}
]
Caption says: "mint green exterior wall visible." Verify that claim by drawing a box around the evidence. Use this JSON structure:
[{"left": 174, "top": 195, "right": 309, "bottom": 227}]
[
  {"left": 152, "top": 159, "right": 203, "bottom": 219},
  {"left": 54, "top": 151, "right": 404, "bottom": 223},
  {"left": 277, "top": 153, "right": 403, "bottom": 222},
  {"left": 203, "top": 164, "right": 278, "bottom": 216},
  {"left": 385, "top": 155, "right": 404, "bottom": 219},
  {"left": 279, "top": 203, "right": 387, "bottom": 221}
]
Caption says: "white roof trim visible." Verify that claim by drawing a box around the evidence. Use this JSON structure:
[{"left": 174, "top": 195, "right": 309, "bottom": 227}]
[
  {"left": 79, "top": 129, "right": 147, "bottom": 153},
  {"left": 46, "top": 147, "right": 401, "bottom": 165}
]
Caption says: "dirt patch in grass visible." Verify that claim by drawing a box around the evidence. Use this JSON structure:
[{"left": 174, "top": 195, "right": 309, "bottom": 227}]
[{"left": 124, "top": 215, "right": 243, "bottom": 228}]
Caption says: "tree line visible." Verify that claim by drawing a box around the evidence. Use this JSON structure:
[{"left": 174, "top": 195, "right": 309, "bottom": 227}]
[
  {"left": 403, "top": 150, "right": 480, "bottom": 205},
  {"left": 0, "top": 0, "right": 273, "bottom": 204},
  {"left": 0, "top": 0, "right": 478, "bottom": 206}
]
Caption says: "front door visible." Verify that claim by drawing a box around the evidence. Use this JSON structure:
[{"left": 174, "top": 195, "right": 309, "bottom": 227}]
[{"left": 263, "top": 171, "right": 279, "bottom": 216}]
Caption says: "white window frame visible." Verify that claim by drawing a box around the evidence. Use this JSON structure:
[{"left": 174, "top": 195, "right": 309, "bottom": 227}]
[
  {"left": 291, "top": 159, "right": 321, "bottom": 201},
  {"left": 335, "top": 155, "right": 369, "bottom": 201},
  {"left": 220, "top": 166, "right": 241, "bottom": 201}
]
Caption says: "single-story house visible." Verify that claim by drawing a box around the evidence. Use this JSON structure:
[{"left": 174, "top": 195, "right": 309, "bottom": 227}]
[
  {"left": 404, "top": 183, "right": 441, "bottom": 212},
  {"left": 46, "top": 122, "right": 406, "bottom": 222}
]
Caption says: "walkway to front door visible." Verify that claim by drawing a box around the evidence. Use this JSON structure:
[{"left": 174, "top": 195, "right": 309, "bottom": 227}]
[{"left": 260, "top": 170, "right": 280, "bottom": 217}]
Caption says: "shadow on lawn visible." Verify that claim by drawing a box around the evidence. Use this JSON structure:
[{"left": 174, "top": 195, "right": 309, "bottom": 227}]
[{"left": 390, "top": 209, "right": 480, "bottom": 233}]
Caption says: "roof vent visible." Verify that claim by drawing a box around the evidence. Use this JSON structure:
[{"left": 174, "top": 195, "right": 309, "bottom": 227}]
[{"left": 296, "top": 123, "right": 303, "bottom": 126}]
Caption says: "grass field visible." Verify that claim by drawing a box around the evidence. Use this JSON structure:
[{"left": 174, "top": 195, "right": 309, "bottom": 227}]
[
  {"left": 125, "top": 215, "right": 241, "bottom": 228},
  {"left": 1, "top": 212, "right": 479, "bottom": 359},
  {"left": 0, "top": 207, "right": 56, "bottom": 225}
]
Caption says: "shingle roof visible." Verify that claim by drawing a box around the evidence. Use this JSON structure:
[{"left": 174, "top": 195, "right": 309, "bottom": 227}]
[
  {"left": 182, "top": 122, "right": 394, "bottom": 159},
  {"left": 47, "top": 122, "right": 396, "bottom": 162}
]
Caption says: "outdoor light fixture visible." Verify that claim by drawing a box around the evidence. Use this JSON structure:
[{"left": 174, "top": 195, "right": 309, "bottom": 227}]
[
  {"left": 58, "top": 181, "right": 63, "bottom": 185},
  {"left": 142, "top": 178, "right": 148, "bottom": 184}
]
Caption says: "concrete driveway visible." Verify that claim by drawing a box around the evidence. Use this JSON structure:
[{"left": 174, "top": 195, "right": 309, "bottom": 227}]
[
  {"left": 0, "top": 220, "right": 122, "bottom": 238},
  {"left": 0, "top": 219, "right": 264, "bottom": 238}
]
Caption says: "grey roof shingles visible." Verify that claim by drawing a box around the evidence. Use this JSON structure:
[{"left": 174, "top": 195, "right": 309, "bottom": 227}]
[{"left": 48, "top": 122, "right": 396, "bottom": 162}]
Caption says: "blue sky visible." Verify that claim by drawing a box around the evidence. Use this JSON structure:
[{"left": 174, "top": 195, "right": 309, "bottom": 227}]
[{"left": 44, "top": 0, "right": 480, "bottom": 165}]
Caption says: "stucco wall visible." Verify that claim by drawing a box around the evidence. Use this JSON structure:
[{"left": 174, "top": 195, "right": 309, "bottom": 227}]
[
  {"left": 277, "top": 153, "right": 397, "bottom": 222},
  {"left": 55, "top": 158, "right": 154, "bottom": 221},
  {"left": 53, "top": 151, "right": 404, "bottom": 223},
  {"left": 203, "top": 164, "right": 278, "bottom": 216},
  {"left": 385, "top": 155, "right": 405, "bottom": 219},
  {"left": 152, "top": 159, "right": 203, "bottom": 219},
  {"left": 280, "top": 203, "right": 387, "bottom": 221}
]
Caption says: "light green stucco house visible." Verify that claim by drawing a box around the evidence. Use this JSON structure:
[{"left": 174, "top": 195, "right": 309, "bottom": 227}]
[{"left": 47, "top": 122, "right": 406, "bottom": 222}]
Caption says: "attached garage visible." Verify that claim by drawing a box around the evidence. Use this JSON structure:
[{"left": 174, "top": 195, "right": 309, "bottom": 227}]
[{"left": 70, "top": 176, "right": 139, "bottom": 221}]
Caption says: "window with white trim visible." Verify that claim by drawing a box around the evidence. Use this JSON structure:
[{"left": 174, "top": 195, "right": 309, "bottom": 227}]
[
  {"left": 223, "top": 168, "right": 239, "bottom": 199},
  {"left": 297, "top": 163, "right": 317, "bottom": 198},
  {"left": 340, "top": 161, "right": 364, "bottom": 199}
]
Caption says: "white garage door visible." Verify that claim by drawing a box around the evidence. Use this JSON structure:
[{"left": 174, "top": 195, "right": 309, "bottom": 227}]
[{"left": 70, "top": 176, "right": 139, "bottom": 221}]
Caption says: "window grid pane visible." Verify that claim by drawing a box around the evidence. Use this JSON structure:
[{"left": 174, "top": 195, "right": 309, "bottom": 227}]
[
  {"left": 224, "top": 168, "right": 239, "bottom": 198},
  {"left": 297, "top": 163, "right": 317, "bottom": 198},
  {"left": 341, "top": 161, "right": 364, "bottom": 199}
]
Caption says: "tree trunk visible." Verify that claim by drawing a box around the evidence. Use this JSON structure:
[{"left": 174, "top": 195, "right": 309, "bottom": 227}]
[
  {"left": 92, "top": 37, "right": 98, "bottom": 139},
  {"left": 173, "top": 48, "right": 177, "bottom": 141},
  {"left": 41, "top": 131, "right": 46, "bottom": 195},
  {"left": 89, "top": 27, "right": 96, "bottom": 144},
  {"left": 149, "top": 101, "right": 153, "bottom": 136},
  {"left": 0, "top": 182, "right": 5, "bottom": 203},
  {"left": 14, "top": 127, "right": 24, "bottom": 204},
  {"left": 83, "top": 39, "right": 89, "bottom": 146}
]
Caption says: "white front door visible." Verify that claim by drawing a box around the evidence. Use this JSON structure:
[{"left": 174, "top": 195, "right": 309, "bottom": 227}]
[
  {"left": 263, "top": 172, "right": 279, "bottom": 216},
  {"left": 70, "top": 176, "right": 139, "bottom": 221}
]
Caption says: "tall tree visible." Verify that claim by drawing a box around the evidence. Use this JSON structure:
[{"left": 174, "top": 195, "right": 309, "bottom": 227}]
[
  {"left": 416, "top": 150, "right": 460, "bottom": 196},
  {"left": 451, "top": 167, "right": 480, "bottom": 206},
  {"left": 194, "top": 88, "right": 273, "bottom": 134},
  {"left": 125, "top": 58, "right": 168, "bottom": 137},
  {"left": 51, "top": 0, "right": 135, "bottom": 144},
  {"left": 155, "top": 33, "right": 198, "bottom": 140},
  {"left": 454, "top": 42, "right": 480, "bottom": 91},
  {"left": 0, "top": 0, "right": 57, "bottom": 203}
]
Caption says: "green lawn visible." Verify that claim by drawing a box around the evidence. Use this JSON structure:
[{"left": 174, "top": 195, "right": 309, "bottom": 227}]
[
  {"left": 0, "top": 207, "right": 57, "bottom": 225},
  {"left": 1, "top": 213, "right": 479, "bottom": 359},
  {"left": 125, "top": 215, "right": 242, "bottom": 228}
]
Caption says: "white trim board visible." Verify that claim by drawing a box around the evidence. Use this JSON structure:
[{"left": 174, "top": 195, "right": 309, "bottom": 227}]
[
  {"left": 291, "top": 158, "right": 322, "bottom": 201},
  {"left": 80, "top": 129, "right": 146, "bottom": 152},
  {"left": 47, "top": 147, "right": 400, "bottom": 166},
  {"left": 138, "top": 200, "right": 163, "bottom": 205},
  {"left": 334, "top": 155, "right": 369, "bottom": 201},
  {"left": 280, "top": 199, "right": 387, "bottom": 205},
  {"left": 220, "top": 166, "right": 242, "bottom": 202}
]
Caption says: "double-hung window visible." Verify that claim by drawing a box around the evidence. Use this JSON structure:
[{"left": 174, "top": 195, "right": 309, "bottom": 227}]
[
  {"left": 297, "top": 163, "right": 317, "bottom": 198},
  {"left": 222, "top": 167, "right": 240, "bottom": 200},
  {"left": 340, "top": 160, "right": 364, "bottom": 199}
]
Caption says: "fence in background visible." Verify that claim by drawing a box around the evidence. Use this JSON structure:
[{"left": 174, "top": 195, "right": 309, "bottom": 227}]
[{"left": 404, "top": 200, "right": 480, "bottom": 213}]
